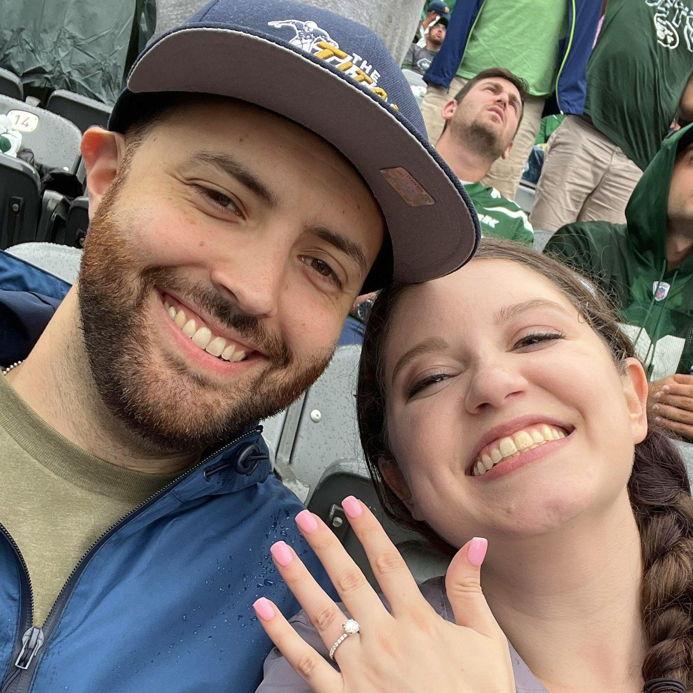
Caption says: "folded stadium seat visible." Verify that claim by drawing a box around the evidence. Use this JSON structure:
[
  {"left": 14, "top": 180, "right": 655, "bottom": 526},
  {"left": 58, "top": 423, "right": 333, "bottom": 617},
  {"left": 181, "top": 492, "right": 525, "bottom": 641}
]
[
  {"left": 54, "top": 196, "right": 89, "bottom": 248},
  {"left": 0, "top": 95, "right": 82, "bottom": 173},
  {"left": 0, "top": 155, "right": 41, "bottom": 248},
  {"left": 515, "top": 181, "right": 536, "bottom": 216},
  {"left": 4, "top": 242, "right": 81, "bottom": 283},
  {"left": 0, "top": 67, "right": 22, "bottom": 100},
  {"left": 46, "top": 90, "right": 111, "bottom": 133},
  {"left": 532, "top": 229, "right": 554, "bottom": 252}
]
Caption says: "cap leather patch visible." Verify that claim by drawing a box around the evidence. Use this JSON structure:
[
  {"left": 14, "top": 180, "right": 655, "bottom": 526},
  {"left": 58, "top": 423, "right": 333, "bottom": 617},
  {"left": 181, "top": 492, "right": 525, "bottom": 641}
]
[{"left": 381, "top": 167, "right": 435, "bottom": 206}]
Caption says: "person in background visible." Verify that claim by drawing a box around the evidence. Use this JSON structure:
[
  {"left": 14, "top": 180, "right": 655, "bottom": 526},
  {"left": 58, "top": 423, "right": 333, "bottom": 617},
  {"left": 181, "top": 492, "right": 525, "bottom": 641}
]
[
  {"left": 545, "top": 125, "right": 693, "bottom": 441},
  {"left": 521, "top": 114, "right": 566, "bottom": 185},
  {"left": 436, "top": 68, "right": 534, "bottom": 245},
  {"left": 421, "top": 0, "right": 602, "bottom": 200},
  {"left": 531, "top": 2, "right": 693, "bottom": 231},
  {"left": 155, "top": 0, "right": 424, "bottom": 65},
  {"left": 403, "top": 15, "right": 447, "bottom": 76},
  {"left": 675, "top": 71, "right": 693, "bottom": 128}
]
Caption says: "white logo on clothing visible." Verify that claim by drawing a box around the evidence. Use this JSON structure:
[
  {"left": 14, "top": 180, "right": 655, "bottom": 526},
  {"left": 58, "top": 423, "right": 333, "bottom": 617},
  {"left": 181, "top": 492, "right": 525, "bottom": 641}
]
[
  {"left": 619, "top": 323, "right": 686, "bottom": 380},
  {"left": 645, "top": 0, "right": 693, "bottom": 51}
]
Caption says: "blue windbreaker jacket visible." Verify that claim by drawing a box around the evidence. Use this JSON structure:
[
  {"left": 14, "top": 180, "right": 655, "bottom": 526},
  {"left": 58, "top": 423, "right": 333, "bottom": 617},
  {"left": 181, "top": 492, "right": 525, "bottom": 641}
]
[
  {"left": 423, "top": 0, "right": 603, "bottom": 115},
  {"left": 0, "top": 251, "right": 330, "bottom": 692}
]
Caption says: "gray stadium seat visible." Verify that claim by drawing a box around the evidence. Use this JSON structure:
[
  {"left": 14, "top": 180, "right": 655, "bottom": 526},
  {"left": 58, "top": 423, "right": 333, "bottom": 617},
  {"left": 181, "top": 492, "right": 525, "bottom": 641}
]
[
  {"left": 46, "top": 90, "right": 111, "bottom": 133},
  {"left": 0, "top": 155, "right": 41, "bottom": 248},
  {"left": 515, "top": 181, "right": 536, "bottom": 215},
  {"left": 532, "top": 228, "right": 554, "bottom": 252},
  {"left": 0, "top": 67, "right": 22, "bottom": 100},
  {"left": 0, "top": 94, "right": 82, "bottom": 172}
]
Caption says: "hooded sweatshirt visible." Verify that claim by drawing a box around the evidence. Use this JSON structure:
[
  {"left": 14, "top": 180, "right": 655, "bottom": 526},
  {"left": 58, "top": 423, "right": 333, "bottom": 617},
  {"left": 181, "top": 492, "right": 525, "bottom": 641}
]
[{"left": 544, "top": 124, "right": 693, "bottom": 381}]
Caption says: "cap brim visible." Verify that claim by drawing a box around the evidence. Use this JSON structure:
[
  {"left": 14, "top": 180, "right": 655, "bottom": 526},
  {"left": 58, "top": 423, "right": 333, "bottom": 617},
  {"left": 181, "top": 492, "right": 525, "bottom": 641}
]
[{"left": 110, "top": 27, "right": 479, "bottom": 289}]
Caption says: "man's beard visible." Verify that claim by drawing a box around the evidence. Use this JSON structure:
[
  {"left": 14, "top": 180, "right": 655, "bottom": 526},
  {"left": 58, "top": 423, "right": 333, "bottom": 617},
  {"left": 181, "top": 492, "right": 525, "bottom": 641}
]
[
  {"left": 451, "top": 116, "right": 506, "bottom": 162},
  {"left": 78, "top": 181, "right": 333, "bottom": 456}
]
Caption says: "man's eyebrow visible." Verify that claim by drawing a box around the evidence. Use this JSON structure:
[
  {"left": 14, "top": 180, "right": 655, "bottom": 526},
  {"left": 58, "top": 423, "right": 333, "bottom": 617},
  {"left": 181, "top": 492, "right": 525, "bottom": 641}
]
[
  {"left": 495, "top": 299, "right": 567, "bottom": 324},
  {"left": 313, "top": 227, "right": 369, "bottom": 276},
  {"left": 390, "top": 337, "right": 450, "bottom": 385},
  {"left": 189, "top": 151, "right": 277, "bottom": 207}
]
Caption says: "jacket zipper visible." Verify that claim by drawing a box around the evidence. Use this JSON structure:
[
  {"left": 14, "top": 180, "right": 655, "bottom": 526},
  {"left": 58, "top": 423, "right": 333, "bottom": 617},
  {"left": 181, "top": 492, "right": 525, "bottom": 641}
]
[
  {"left": 554, "top": 0, "right": 577, "bottom": 113},
  {"left": 0, "top": 427, "right": 262, "bottom": 693}
]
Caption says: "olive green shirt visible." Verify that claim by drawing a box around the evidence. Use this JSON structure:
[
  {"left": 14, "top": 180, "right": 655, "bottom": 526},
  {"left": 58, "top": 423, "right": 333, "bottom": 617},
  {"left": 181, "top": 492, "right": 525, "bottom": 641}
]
[{"left": 0, "top": 375, "right": 176, "bottom": 625}]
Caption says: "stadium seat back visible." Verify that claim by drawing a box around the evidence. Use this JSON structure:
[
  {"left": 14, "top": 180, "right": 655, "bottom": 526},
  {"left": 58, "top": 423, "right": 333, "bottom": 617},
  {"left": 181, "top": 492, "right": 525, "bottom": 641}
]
[
  {"left": 0, "top": 155, "right": 41, "bottom": 248},
  {"left": 46, "top": 90, "right": 111, "bottom": 133},
  {"left": 0, "top": 95, "right": 82, "bottom": 172},
  {"left": 0, "top": 67, "right": 22, "bottom": 100}
]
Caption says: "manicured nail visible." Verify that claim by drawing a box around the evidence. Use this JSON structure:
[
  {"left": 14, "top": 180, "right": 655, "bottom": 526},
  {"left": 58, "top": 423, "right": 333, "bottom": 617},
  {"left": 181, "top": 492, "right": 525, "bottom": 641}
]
[
  {"left": 270, "top": 541, "right": 294, "bottom": 567},
  {"left": 342, "top": 496, "right": 363, "bottom": 519},
  {"left": 654, "top": 391, "right": 662, "bottom": 398},
  {"left": 253, "top": 597, "right": 275, "bottom": 621},
  {"left": 467, "top": 537, "right": 488, "bottom": 567},
  {"left": 655, "top": 416, "right": 663, "bottom": 423},
  {"left": 295, "top": 509, "right": 319, "bottom": 533},
  {"left": 662, "top": 385, "right": 670, "bottom": 392},
  {"left": 652, "top": 404, "right": 660, "bottom": 411}
]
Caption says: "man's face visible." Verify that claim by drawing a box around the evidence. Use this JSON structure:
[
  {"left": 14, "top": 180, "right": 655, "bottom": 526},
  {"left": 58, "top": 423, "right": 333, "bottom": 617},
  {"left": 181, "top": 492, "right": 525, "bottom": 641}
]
[
  {"left": 79, "top": 99, "right": 384, "bottom": 453},
  {"left": 668, "top": 142, "right": 693, "bottom": 235},
  {"left": 428, "top": 23, "right": 446, "bottom": 47},
  {"left": 443, "top": 78, "right": 522, "bottom": 160}
]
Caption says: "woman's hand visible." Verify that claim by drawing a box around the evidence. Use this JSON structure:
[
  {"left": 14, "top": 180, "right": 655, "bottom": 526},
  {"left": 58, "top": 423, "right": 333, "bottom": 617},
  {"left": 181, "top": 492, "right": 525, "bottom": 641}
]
[{"left": 253, "top": 496, "right": 514, "bottom": 693}]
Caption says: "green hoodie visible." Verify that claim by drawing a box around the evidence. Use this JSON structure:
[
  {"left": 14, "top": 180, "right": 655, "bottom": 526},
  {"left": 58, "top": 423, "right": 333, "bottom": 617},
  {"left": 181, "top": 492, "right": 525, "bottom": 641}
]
[{"left": 544, "top": 124, "right": 693, "bottom": 381}]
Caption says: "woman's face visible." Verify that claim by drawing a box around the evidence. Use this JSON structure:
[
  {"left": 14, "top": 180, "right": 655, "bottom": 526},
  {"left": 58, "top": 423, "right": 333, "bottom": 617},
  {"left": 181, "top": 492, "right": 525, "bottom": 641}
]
[{"left": 382, "top": 259, "right": 648, "bottom": 547}]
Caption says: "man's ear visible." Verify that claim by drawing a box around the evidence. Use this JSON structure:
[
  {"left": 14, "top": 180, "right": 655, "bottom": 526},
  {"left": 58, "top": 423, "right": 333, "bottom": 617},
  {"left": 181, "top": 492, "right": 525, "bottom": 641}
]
[
  {"left": 500, "top": 140, "right": 514, "bottom": 161},
  {"left": 440, "top": 98, "right": 458, "bottom": 124},
  {"left": 378, "top": 456, "right": 422, "bottom": 520},
  {"left": 622, "top": 357, "right": 649, "bottom": 443},
  {"left": 80, "top": 127, "right": 127, "bottom": 220}
]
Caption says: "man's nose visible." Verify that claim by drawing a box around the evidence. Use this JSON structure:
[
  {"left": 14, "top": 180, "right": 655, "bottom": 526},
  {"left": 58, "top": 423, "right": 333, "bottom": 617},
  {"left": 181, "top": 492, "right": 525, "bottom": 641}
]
[
  {"left": 464, "top": 358, "right": 527, "bottom": 413},
  {"left": 210, "top": 244, "right": 286, "bottom": 319}
]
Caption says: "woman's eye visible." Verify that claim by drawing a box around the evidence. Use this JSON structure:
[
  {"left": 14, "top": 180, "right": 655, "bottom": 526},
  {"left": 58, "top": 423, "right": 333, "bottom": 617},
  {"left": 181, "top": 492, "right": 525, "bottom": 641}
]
[
  {"left": 407, "top": 373, "right": 451, "bottom": 398},
  {"left": 513, "top": 331, "right": 564, "bottom": 350},
  {"left": 197, "top": 186, "right": 242, "bottom": 216},
  {"left": 300, "top": 256, "right": 342, "bottom": 289}
]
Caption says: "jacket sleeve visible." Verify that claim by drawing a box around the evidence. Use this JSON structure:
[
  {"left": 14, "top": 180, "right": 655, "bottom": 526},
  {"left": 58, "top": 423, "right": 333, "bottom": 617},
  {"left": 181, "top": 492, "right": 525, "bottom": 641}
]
[{"left": 423, "top": 0, "right": 485, "bottom": 88}]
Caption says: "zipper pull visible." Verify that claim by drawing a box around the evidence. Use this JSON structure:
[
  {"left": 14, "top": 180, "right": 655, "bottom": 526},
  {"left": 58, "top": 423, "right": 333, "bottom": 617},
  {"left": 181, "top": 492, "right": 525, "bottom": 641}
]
[{"left": 14, "top": 626, "right": 44, "bottom": 670}]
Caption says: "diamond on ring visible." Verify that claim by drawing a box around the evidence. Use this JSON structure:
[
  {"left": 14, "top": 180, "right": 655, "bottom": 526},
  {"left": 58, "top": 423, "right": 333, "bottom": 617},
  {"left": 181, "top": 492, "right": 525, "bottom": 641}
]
[{"left": 328, "top": 618, "right": 360, "bottom": 660}]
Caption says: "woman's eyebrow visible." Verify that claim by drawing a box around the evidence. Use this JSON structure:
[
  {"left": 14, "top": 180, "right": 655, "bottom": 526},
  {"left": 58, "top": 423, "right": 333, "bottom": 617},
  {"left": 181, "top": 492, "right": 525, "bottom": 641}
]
[
  {"left": 495, "top": 298, "right": 567, "bottom": 324},
  {"left": 390, "top": 337, "right": 450, "bottom": 385}
]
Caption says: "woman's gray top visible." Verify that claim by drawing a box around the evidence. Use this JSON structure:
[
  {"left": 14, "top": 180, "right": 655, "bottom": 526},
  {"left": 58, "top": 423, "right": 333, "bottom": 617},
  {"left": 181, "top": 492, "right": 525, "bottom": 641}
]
[{"left": 256, "top": 576, "right": 549, "bottom": 692}]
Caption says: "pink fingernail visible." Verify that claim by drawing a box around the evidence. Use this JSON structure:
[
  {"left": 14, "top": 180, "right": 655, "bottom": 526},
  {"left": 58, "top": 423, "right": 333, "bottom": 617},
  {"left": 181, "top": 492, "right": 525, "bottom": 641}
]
[
  {"left": 342, "top": 496, "right": 363, "bottom": 519},
  {"left": 253, "top": 597, "right": 276, "bottom": 621},
  {"left": 468, "top": 537, "right": 488, "bottom": 567},
  {"left": 270, "top": 541, "right": 294, "bottom": 567},
  {"left": 295, "top": 509, "right": 319, "bottom": 533}
]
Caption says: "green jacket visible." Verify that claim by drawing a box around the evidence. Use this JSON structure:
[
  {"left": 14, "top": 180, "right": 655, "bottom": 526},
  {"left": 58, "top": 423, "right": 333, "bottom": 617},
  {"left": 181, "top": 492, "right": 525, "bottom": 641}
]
[{"left": 544, "top": 124, "right": 693, "bottom": 380}]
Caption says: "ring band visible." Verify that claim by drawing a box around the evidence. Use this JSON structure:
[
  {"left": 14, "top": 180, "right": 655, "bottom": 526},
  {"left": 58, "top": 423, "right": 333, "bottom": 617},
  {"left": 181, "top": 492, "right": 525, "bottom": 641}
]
[{"left": 328, "top": 619, "right": 360, "bottom": 660}]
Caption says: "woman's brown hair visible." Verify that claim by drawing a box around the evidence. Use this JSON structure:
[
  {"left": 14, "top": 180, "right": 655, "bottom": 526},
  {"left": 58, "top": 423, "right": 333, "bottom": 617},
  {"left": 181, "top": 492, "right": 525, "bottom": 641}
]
[{"left": 356, "top": 239, "right": 693, "bottom": 689}]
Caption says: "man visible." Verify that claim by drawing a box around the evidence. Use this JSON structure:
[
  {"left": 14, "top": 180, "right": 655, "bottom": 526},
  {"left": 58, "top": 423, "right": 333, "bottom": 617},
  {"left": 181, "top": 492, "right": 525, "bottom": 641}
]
[
  {"left": 421, "top": 0, "right": 601, "bottom": 199},
  {"left": 531, "top": 1, "right": 693, "bottom": 231},
  {"left": 545, "top": 124, "right": 693, "bottom": 440},
  {"left": 0, "top": 0, "right": 479, "bottom": 690},
  {"left": 436, "top": 68, "right": 534, "bottom": 245},
  {"left": 403, "top": 15, "right": 447, "bottom": 76}
]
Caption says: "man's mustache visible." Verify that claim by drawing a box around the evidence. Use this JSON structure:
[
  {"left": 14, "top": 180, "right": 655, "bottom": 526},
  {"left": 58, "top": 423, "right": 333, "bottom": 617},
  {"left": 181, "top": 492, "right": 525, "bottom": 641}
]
[{"left": 145, "top": 269, "right": 292, "bottom": 367}]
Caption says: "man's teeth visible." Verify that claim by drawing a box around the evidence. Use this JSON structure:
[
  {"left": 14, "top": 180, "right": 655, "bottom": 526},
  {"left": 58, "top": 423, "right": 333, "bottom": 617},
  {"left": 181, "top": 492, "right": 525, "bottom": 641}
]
[
  {"left": 472, "top": 425, "right": 566, "bottom": 477},
  {"left": 164, "top": 300, "right": 247, "bottom": 362}
]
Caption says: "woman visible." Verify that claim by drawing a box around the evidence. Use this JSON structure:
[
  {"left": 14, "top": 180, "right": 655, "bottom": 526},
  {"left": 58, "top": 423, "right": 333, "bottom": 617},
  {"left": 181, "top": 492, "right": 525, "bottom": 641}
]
[{"left": 254, "top": 240, "right": 692, "bottom": 693}]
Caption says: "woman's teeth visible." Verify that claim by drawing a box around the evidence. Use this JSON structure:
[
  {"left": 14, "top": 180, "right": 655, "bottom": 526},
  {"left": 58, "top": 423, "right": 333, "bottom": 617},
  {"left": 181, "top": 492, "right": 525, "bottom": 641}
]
[
  {"left": 472, "top": 425, "right": 567, "bottom": 477},
  {"left": 164, "top": 301, "right": 247, "bottom": 362}
]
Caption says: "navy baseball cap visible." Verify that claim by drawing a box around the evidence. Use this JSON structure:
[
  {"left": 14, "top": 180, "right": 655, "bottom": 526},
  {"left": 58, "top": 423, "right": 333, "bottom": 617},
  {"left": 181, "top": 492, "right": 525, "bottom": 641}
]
[
  {"left": 109, "top": 0, "right": 479, "bottom": 291},
  {"left": 427, "top": 1, "right": 450, "bottom": 15}
]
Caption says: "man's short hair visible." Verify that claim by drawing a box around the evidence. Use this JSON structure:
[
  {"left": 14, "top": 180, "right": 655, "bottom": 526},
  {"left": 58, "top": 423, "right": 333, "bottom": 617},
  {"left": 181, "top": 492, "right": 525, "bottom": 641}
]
[{"left": 453, "top": 67, "right": 529, "bottom": 110}]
